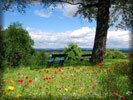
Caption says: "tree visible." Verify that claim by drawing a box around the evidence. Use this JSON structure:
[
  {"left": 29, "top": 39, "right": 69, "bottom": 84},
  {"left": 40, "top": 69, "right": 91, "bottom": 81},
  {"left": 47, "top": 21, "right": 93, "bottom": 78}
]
[
  {"left": 1, "top": 0, "right": 132, "bottom": 63},
  {"left": 63, "top": 43, "right": 82, "bottom": 60},
  {"left": 3, "top": 22, "right": 34, "bottom": 66}
]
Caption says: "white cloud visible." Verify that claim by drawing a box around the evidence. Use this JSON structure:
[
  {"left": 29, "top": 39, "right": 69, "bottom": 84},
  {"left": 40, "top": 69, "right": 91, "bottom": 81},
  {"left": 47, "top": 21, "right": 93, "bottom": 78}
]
[
  {"left": 51, "top": 4, "right": 79, "bottom": 17},
  {"left": 34, "top": 9, "right": 52, "bottom": 18},
  {"left": 27, "top": 27, "right": 130, "bottom": 48}
]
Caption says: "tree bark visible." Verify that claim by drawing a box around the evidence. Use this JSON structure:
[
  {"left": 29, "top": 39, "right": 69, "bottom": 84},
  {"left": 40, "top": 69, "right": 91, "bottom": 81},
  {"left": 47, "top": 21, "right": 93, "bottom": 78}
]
[{"left": 90, "top": 0, "right": 110, "bottom": 63}]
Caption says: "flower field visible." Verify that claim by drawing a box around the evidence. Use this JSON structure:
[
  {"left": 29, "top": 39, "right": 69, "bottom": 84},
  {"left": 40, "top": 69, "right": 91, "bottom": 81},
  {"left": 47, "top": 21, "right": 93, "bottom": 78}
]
[{"left": 0, "top": 59, "right": 133, "bottom": 100}]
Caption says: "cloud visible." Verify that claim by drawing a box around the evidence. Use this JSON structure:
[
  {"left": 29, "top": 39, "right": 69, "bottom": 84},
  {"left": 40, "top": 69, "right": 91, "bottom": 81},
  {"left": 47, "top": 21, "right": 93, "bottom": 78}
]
[
  {"left": 51, "top": 4, "right": 79, "bottom": 17},
  {"left": 34, "top": 9, "right": 52, "bottom": 18},
  {"left": 28, "top": 27, "right": 130, "bottom": 48}
]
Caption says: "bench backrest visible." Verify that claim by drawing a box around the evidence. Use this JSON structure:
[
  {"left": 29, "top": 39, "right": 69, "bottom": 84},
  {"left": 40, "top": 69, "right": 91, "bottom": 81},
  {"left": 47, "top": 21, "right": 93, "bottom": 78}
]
[
  {"left": 52, "top": 54, "right": 68, "bottom": 60},
  {"left": 81, "top": 54, "right": 92, "bottom": 57}
]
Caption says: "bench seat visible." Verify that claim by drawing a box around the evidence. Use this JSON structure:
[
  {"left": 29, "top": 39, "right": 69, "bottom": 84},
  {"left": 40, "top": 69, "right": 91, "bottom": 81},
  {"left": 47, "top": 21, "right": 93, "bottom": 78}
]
[
  {"left": 80, "top": 57, "right": 91, "bottom": 60},
  {"left": 45, "top": 58, "right": 64, "bottom": 62}
]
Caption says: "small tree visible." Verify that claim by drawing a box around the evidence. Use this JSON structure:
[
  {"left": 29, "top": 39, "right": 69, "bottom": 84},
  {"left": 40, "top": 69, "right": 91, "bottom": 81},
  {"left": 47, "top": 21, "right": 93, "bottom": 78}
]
[
  {"left": 63, "top": 43, "right": 82, "bottom": 61},
  {"left": 3, "top": 22, "right": 34, "bottom": 66}
]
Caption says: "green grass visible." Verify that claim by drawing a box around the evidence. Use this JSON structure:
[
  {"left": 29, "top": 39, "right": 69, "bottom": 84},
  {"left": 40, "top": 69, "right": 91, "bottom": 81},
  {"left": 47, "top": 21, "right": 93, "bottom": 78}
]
[{"left": 0, "top": 58, "right": 132, "bottom": 100}]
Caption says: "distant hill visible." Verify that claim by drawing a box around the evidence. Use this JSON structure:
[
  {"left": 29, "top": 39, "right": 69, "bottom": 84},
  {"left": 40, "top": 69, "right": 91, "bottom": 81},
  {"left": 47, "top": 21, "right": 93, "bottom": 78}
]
[{"left": 35, "top": 48, "right": 131, "bottom": 53}]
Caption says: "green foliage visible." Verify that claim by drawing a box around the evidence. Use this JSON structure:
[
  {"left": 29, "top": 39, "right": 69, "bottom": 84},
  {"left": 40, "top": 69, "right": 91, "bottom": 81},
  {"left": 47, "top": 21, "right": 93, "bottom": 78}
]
[
  {"left": 105, "top": 49, "right": 126, "bottom": 59},
  {"left": 25, "top": 51, "right": 48, "bottom": 66},
  {"left": 3, "top": 22, "right": 34, "bottom": 66},
  {"left": 63, "top": 43, "right": 82, "bottom": 60}
]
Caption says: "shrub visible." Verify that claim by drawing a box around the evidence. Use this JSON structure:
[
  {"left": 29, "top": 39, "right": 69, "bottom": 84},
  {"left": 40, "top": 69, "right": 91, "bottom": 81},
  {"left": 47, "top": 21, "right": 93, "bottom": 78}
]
[
  {"left": 105, "top": 49, "right": 126, "bottom": 59},
  {"left": 63, "top": 43, "right": 82, "bottom": 60}
]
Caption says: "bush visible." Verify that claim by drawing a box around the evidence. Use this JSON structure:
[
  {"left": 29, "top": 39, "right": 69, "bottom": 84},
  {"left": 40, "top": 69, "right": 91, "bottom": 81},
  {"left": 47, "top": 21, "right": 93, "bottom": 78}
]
[
  {"left": 105, "top": 49, "right": 126, "bottom": 59},
  {"left": 63, "top": 43, "right": 82, "bottom": 60}
]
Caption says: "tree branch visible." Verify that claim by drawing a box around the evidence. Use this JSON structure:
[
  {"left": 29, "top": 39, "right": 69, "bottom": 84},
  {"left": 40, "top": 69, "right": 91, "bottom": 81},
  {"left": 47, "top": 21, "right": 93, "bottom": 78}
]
[{"left": 58, "top": 0, "right": 98, "bottom": 7}]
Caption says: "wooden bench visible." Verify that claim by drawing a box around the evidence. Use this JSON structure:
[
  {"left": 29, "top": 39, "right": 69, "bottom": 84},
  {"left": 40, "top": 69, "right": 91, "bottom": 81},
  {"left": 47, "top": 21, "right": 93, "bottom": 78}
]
[
  {"left": 45, "top": 54, "right": 68, "bottom": 67},
  {"left": 80, "top": 54, "right": 92, "bottom": 61}
]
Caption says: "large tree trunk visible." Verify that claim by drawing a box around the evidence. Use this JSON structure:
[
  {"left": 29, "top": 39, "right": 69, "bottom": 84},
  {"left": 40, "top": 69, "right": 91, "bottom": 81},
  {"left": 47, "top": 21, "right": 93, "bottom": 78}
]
[{"left": 90, "top": 0, "right": 110, "bottom": 63}]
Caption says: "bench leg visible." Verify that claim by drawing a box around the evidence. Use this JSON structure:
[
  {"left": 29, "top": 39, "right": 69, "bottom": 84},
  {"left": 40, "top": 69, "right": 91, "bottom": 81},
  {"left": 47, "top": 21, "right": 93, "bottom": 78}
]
[
  {"left": 59, "top": 60, "right": 64, "bottom": 66},
  {"left": 47, "top": 62, "right": 53, "bottom": 67}
]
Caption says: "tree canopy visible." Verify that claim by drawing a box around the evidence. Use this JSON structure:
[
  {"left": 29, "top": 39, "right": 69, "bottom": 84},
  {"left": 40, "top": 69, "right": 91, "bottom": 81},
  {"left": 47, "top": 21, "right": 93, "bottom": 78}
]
[{"left": 3, "top": 22, "right": 34, "bottom": 66}]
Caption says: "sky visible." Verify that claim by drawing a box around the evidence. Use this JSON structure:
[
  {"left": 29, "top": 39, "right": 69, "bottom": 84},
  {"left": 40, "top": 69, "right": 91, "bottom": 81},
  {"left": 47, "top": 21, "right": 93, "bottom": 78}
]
[{"left": 3, "top": 3, "right": 130, "bottom": 49}]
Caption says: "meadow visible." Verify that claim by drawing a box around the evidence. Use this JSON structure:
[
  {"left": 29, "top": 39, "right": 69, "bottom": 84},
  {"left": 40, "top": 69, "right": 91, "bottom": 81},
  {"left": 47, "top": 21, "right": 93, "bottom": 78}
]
[{"left": 0, "top": 58, "right": 133, "bottom": 100}]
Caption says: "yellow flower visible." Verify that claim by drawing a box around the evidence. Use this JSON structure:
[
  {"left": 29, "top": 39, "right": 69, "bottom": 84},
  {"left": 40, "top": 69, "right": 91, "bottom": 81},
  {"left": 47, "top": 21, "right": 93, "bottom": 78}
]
[
  {"left": 45, "top": 85, "right": 47, "bottom": 87},
  {"left": 99, "top": 96, "right": 102, "bottom": 99},
  {"left": 103, "top": 69, "right": 107, "bottom": 72},
  {"left": 76, "top": 70, "right": 79, "bottom": 72},
  {"left": 2, "top": 80, "right": 7, "bottom": 84},
  {"left": 15, "top": 94, "right": 22, "bottom": 99},
  {"left": 64, "top": 88, "right": 68, "bottom": 92},
  {"left": 3, "top": 91, "right": 8, "bottom": 95},
  {"left": 8, "top": 86, "right": 15, "bottom": 91},
  {"left": 10, "top": 78, "right": 13, "bottom": 83},
  {"left": 78, "top": 89, "right": 82, "bottom": 93}
]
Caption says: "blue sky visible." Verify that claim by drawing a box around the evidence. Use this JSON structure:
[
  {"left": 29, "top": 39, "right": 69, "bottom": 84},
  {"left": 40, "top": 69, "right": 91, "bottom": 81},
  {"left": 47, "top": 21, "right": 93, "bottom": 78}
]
[{"left": 4, "top": 4, "right": 130, "bottom": 49}]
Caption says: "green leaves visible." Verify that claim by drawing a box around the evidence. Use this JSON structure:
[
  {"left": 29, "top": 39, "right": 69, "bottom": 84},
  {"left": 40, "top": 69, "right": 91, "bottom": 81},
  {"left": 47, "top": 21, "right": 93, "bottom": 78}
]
[
  {"left": 3, "top": 22, "right": 34, "bottom": 66},
  {"left": 63, "top": 43, "right": 81, "bottom": 61}
]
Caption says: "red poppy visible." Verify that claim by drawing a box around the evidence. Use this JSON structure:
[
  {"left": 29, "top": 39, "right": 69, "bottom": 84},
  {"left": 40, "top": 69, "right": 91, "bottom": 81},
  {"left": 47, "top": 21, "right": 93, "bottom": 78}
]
[
  {"left": 77, "top": 67, "right": 80, "bottom": 69},
  {"left": 73, "top": 84, "right": 76, "bottom": 86},
  {"left": 67, "top": 68, "right": 69, "bottom": 70},
  {"left": 49, "top": 77, "right": 51, "bottom": 80},
  {"left": 49, "top": 94, "right": 51, "bottom": 96},
  {"left": 121, "top": 96, "right": 125, "bottom": 99},
  {"left": 55, "top": 71, "right": 58, "bottom": 74},
  {"left": 18, "top": 73, "right": 21, "bottom": 75},
  {"left": 113, "top": 92, "right": 117, "bottom": 95},
  {"left": 40, "top": 87, "right": 42, "bottom": 89},
  {"left": 18, "top": 80, "right": 24, "bottom": 83},
  {"left": 39, "top": 71, "right": 42, "bottom": 73},
  {"left": 122, "top": 70, "right": 124, "bottom": 72},
  {"left": 61, "top": 76, "right": 63, "bottom": 79},
  {"left": 46, "top": 77, "right": 48, "bottom": 80},
  {"left": 70, "top": 91, "right": 72, "bottom": 93},
  {"left": 59, "top": 69, "right": 61, "bottom": 72},
  {"left": 25, "top": 77, "right": 28, "bottom": 79},
  {"left": 92, "top": 85, "right": 95, "bottom": 89},
  {"left": 74, "top": 75, "right": 76, "bottom": 77},
  {"left": 44, "top": 69, "right": 46, "bottom": 71},
  {"left": 29, "top": 80, "right": 32, "bottom": 83},
  {"left": 46, "top": 71, "right": 49, "bottom": 73},
  {"left": 73, "top": 79, "right": 76, "bottom": 81},
  {"left": 43, "top": 78, "right": 46, "bottom": 81}
]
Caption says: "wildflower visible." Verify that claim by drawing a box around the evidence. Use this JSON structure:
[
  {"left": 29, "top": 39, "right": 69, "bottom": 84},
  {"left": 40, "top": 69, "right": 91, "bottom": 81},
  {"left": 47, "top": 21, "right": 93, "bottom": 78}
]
[
  {"left": 113, "top": 92, "right": 117, "bottom": 95},
  {"left": 3, "top": 91, "right": 8, "bottom": 95},
  {"left": 40, "top": 87, "right": 42, "bottom": 89},
  {"left": 67, "top": 68, "right": 69, "bottom": 70},
  {"left": 18, "top": 73, "right": 21, "bottom": 75},
  {"left": 8, "top": 86, "right": 15, "bottom": 91},
  {"left": 10, "top": 78, "right": 13, "bottom": 83},
  {"left": 59, "top": 69, "right": 61, "bottom": 72},
  {"left": 121, "top": 96, "right": 125, "bottom": 99},
  {"left": 98, "top": 81, "right": 101, "bottom": 83},
  {"left": 29, "top": 80, "right": 32, "bottom": 83},
  {"left": 78, "top": 89, "right": 81, "bottom": 93},
  {"left": 64, "top": 88, "right": 68, "bottom": 92},
  {"left": 103, "top": 69, "right": 107, "bottom": 72},
  {"left": 70, "top": 91, "right": 72, "bottom": 93},
  {"left": 15, "top": 94, "right": 22, "bottom": 99},
  {"left": 25, "top": 77, "right": 28, "bottom": 79},
  {"left": 49, "top": 93, "right": 51, "bottom": 96},
  {"left": 108, "top": 68, "right": 111, "bottom": 71},
  {"left": 2, "top": 80, "right": 7, "bottom": 84},
  {"left": 39, "top": 71, "right": 42, "bottom": 73}
]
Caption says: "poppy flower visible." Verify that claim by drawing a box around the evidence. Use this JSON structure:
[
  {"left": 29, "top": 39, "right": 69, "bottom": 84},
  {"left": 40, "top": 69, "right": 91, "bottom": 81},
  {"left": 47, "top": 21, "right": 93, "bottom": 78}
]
[
  {"left": 59, "top": 69, "right": 61, "bottom": 72},
  {"left": 29, "top": 80, "right": 32, "bottom": 83},
  {"left": 70, "top": 91, "right": 72, "bottom": 93},
  {"left": 67, "top": 68, "right": 69, "bottom": 70},
  {"left": 18, "top": 73, "right": 21, "bottom": 75},
  {"left": 113, "top": 92, "right": 117, "bottom": 95},
  {"left": 40, "top": 87, "right": 42, "bottom": 89},
  {"left": 121, "top": 96, "right": 125, "bottom": 99},
  {"left": 46, "top": 71, "right": 49, "bottom": 73},
  {"left": 25, "top": 77, "right": 28, "bottom": 79},
  {"left": 49, "top": 77, "right": 51, "bottom": 80},
  {"left": 49, "top": 93, "right": 51, "bottom": 96},
  {"left": 73, "top": 79, "right": 76, "bottom": 81},
  {"left": 39, "top": 71, "right": 42, "bottom": 73}
]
